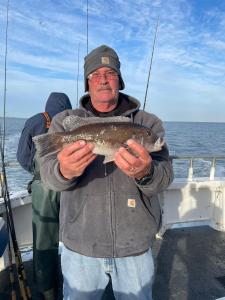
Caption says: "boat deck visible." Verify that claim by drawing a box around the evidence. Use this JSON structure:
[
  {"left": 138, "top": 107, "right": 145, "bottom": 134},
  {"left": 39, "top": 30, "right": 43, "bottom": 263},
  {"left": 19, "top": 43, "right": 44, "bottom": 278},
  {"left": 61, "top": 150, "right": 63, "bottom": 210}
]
[
  {"left": 1, "top": 225, "right": 225, "bottom": 300},
  {"left": 153, "top": 226, "right": 225, "bottom": 300}
]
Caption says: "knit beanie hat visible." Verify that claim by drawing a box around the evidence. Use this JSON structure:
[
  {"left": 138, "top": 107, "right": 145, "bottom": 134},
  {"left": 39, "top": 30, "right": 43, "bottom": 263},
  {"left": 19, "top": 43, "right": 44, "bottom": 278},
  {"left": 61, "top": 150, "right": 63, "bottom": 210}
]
[{"left": 84, "top": 45, "right": 125, "bottom": 92}]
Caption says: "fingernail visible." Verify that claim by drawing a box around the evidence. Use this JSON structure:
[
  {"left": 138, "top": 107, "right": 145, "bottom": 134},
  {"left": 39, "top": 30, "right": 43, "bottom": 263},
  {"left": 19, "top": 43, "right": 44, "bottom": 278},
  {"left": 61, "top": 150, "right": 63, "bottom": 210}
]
[
  {"left": 127, "top": 139, "right": 133, "bottom": 145},
  {"left": 88, "top": 143, "right": 94, "bottom": 150},
  {"left": 79, "top": 140, "right": 86, "bottom": 146}
]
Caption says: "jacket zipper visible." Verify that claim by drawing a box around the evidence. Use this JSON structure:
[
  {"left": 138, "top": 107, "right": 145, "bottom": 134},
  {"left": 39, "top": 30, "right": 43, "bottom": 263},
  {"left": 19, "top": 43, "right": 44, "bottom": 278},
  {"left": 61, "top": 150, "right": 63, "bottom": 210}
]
[{"left": 108, "top": 164, "right": 116, "bottom": 257}]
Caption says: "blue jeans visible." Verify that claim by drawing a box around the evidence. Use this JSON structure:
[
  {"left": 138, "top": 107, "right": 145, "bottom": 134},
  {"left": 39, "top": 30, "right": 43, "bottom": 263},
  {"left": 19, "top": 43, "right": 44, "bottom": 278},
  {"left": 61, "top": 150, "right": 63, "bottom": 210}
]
[{"left": 61, "top": 244, "right": 154, "bottom": 300}]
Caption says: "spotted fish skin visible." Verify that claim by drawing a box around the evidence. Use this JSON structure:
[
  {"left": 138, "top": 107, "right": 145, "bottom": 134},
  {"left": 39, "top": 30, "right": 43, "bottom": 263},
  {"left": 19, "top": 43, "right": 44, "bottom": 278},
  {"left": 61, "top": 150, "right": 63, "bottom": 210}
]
[{"left": 33, "top": 117, "right": 164, "bottom": 163}]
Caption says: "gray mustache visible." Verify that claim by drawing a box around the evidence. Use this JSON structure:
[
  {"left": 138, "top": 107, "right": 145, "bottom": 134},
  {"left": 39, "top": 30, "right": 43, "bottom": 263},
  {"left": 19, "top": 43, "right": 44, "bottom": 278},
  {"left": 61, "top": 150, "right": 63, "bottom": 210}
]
[{"left": 97, "top": 86, "right": 112, "bottom": 91}]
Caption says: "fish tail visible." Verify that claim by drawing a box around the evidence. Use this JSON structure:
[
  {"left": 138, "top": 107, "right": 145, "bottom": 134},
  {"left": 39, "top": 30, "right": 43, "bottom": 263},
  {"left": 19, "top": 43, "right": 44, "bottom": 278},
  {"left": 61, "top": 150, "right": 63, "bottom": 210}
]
[{"left": 33, "top": 133, "right": 64, "bottom": 157}]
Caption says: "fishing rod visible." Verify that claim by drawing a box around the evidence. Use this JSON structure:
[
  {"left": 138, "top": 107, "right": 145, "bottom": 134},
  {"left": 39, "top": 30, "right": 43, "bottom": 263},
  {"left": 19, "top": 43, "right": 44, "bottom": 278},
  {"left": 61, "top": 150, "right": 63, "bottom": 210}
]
[
  {"left": 1, "top": 0, "right": 31, "bottom": 298},
  {"left": 0, "top": 173, "right": 16, "bottom": 300},
  {"left": 7, "top": 239, "right": 17, "bottom": 300},
  {"left": 143, "top": 16, "right": 160, "bottom": 112},
  {"left": 0, "top": 144, "right": 32, "bottom": 300}
]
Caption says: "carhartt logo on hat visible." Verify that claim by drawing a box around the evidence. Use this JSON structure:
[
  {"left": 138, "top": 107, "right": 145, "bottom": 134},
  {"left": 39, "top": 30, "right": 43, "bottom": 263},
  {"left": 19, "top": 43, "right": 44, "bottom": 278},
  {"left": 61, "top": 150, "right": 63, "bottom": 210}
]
[
  {"left": 84, "top": 44, "right": 125, "bottom": 92},
  {"left": 101, "top": 56, "right": 110, "bottom": 64}
]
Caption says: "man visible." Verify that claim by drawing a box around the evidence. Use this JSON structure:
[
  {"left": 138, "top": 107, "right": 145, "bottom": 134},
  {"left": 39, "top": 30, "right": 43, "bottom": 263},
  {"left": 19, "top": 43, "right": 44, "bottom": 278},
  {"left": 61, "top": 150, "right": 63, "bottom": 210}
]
[
  {"left": 39, "top": 45, "right": 173, "bottom": 300},
  {"left": 17, "top": 92, "right": 72, "bottom": 300}
]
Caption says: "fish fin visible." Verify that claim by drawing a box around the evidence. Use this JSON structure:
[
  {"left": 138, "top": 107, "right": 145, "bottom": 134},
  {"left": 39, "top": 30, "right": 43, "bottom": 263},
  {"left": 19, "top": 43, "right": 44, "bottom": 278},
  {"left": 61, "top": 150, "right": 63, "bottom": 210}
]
[
  {"left": 33, "top": 133, "right": 64, "bottom": 157},
  {"left": 96, "top": 116, "right": 131, "bottom": 123},
  {"left": 103, "top": 155, "right": 115, "bottom": 164},
  {"left": 63, "top": 115, "right": 131, "bottom": 131},
  {"left": 63, "top": 116, "right": 89, "bottom": 130},
  {"left": 152, "top": 137, "right": 165, "bottom": 152}
]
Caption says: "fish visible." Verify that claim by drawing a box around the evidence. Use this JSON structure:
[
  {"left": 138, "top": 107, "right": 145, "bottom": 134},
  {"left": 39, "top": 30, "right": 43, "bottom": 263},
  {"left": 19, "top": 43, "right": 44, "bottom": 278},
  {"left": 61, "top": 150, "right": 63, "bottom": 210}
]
[{"left": 33, "top": 116, "right": 164, "bottom": 163}]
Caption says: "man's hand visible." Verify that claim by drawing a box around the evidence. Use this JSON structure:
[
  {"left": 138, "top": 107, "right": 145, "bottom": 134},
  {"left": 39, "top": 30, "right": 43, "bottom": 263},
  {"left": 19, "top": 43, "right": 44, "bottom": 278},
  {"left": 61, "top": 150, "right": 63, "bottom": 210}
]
[
  {"left": 114, "top": 139, "right": 152, "bottom": 179},
  {"left": 57, "top": 140, "right": 97, "bottom": 179}
]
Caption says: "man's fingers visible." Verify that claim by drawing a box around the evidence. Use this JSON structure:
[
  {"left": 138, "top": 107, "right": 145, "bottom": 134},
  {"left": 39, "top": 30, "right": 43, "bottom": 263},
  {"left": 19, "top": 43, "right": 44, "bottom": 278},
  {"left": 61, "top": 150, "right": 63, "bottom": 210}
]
[
  {"left": 116, "top": 147, "right": 136, "bottom": 165},
  {"left": 114, "top": 151, "right": 131, "bottom": 171},
  {"left": 71, "top": 152, "right": 97, "bottom": 170},
  {"left": 58, "top": 141, "right": 94, "bottom": 162},
  {"left": 57, "top": 140, "right": 96, "bottom": 179},
  {"left": 114, "top": 139, "right": 152, "bottom": 179},
  {"left": 126, "top": 139, "right": 150, "bottom": 159},
  {"left": 58, "top": 149, "right": 96, "bottom": 179},
  {"left": 59, "top": 140, "right": 86, "bottom": 156}
]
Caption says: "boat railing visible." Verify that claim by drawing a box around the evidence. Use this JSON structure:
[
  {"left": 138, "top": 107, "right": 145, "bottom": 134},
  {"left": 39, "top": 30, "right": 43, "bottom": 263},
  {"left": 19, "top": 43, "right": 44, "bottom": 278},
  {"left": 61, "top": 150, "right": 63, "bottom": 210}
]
[
  {"left": 170, "top": 155, "right": 225, "bottom": 181},
  {"left": 1, "top": 155, "right": 225, "bottom": 182},
  {"left": 0, "top": 161, "right": 20, "bottom": 168}
]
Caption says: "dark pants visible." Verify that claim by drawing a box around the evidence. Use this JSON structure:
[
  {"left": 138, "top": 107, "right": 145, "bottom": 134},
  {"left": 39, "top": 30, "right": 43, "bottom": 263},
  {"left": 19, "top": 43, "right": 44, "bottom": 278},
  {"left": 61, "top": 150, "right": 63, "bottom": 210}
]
[{"left": 32, "top": 179, "right": 61, "bottom": 300}]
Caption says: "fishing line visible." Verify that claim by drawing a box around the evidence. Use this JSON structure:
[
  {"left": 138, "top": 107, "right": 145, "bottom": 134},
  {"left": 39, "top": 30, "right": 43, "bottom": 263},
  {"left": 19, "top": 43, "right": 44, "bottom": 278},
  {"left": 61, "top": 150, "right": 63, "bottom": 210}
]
[
  {"left": 86, "top": 0, "right": 89, "bottom": 55},
  {"left": 2, "top": 0, "right": 9, "bottom": 153},
  {"left": 143, "top": 16, "right": 160, "bottom": 113},
  {"left": 76, "top": 43, "right": 80, "bottom": 108}
]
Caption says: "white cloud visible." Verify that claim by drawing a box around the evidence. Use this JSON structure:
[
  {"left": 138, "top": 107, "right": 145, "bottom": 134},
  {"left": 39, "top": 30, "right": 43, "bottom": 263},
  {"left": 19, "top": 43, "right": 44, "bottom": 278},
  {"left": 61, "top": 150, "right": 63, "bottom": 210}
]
[{"left": 0, "top": 0, "right": 225, "bottom": 121}]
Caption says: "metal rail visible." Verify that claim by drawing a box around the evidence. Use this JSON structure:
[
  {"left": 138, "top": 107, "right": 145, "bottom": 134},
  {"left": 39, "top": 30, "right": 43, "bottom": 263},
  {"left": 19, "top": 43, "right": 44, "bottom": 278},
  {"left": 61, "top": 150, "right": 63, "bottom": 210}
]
[
  {"left": 170, "top": 155, "right": 225, "bottom": 181},
  {"left": 0, "top": 162, "right": 20, "bottom": 168},
  {"left": 2, "top": 155, "right": 225, "bottom": 182}
]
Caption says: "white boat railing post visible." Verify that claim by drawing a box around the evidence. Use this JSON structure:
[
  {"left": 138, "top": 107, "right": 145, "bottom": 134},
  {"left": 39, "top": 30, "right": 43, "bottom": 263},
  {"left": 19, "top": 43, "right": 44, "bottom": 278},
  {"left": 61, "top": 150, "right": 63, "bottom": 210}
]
[
  {"left": 210, "top": 158, "right": 216, "bottom": 180},
  {"left": 160, "top": 155, "right": 225, "bottom": 235},
  {"left": 210, "top": 183, "right": 225, "bottom": 231},
  {"left": 187, "top": 158, "right": 193, "bottom": 181}
]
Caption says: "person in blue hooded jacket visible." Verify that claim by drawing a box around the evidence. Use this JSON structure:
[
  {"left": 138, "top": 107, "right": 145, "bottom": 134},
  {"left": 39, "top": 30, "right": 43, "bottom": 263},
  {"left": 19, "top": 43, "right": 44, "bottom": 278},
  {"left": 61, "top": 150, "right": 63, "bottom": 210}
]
[{"left": 17, "top": 92, "right": 72, "bottom": 300}]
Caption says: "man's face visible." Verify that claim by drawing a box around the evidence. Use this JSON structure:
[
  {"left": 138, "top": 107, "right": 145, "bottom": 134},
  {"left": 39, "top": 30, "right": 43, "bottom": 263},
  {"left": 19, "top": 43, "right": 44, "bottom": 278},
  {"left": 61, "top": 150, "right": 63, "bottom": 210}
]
[{"left": 88, "top": 67, "right": 119, "bottom": 111}]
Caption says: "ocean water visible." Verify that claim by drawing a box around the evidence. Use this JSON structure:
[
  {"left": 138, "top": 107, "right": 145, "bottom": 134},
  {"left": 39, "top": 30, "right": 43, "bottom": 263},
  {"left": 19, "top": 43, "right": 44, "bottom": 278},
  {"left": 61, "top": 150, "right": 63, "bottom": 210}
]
[
  {"left": 1, "top": 117, "right": 225, "bottom": 192},
  {"left": 1, "top": 117, "right": 31, "bottom": 192},
  {"left": 164, "top": 121, "right": 225, "bottom": 179}
]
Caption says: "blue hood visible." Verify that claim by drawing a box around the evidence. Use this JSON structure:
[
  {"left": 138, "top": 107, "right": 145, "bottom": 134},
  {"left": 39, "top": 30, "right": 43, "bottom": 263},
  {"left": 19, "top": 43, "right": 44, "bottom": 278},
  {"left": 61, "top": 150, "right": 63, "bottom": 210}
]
[{"left": 45, "top": 92, "right": 72, "bottom": 118}]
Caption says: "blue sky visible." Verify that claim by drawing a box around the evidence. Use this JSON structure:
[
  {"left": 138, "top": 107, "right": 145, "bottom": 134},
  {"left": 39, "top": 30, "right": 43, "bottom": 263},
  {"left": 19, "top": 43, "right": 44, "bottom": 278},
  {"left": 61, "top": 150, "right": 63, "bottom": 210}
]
[{"left": 0, "top": 0, "right": 225, "bottom": 121}]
